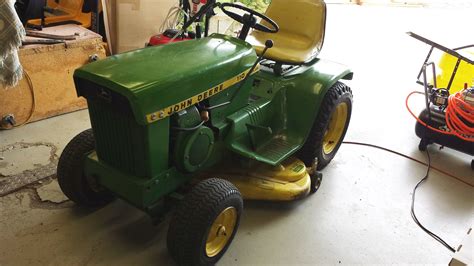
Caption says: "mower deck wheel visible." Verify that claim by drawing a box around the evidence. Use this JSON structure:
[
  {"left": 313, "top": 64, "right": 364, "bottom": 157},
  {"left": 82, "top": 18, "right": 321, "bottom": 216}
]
[
  {"left": 297, "top": 82, "right": 353, "bottom": 170},
  {"left": 167, "top": 178, "right": 243, "bottom": 266},
  {"left": 310, "top": 171, "right": 323, "bottom": 194},
  {"left": 57, "top": 129, "right": 115, "bottom": 207}
]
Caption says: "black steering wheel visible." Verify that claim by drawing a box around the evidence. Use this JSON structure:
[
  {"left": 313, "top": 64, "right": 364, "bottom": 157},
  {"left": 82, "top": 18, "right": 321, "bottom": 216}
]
[{"left": 219, "top": 3, "right": 279, "bottom": 40}]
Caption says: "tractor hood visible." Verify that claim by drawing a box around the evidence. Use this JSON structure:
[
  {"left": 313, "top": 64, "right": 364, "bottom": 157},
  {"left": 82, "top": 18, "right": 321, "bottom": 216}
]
[{"left": 74, "top": 34, "right": 257, "bottom": 125}]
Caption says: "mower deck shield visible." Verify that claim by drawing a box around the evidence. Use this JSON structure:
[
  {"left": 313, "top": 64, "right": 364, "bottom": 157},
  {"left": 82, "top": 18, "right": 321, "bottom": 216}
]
[{"left": 200, "top": 157, "right": 311, "bottom": 201}]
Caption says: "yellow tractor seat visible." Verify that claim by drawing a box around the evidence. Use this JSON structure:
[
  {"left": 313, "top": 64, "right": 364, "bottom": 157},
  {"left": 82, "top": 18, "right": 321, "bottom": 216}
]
[{"left": 247, "top": 0, "right": 327, "bottom": 64}]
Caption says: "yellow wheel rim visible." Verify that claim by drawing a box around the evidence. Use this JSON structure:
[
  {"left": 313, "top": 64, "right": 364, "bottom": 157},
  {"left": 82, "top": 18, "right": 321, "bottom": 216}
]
[
  {"left": 205, "top": 207, "right": 237, "bottom": 258},
  {"left": 323, "top": 102, "right": 348, "bottom": 155}
]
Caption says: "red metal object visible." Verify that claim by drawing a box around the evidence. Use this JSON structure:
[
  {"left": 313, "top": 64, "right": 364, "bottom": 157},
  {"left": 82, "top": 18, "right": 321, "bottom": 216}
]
[
  {"left": 148, "top": 29, "right": 193, "bottom": 46},
  {"left": 147, "top": 0, "right": 210, "bottom": 47},
  {"left": 148, "top": 33, "right": 192, "bottom": 46},
  {"left": 191, "top": 0, "right": 208, "bottom": 15}
]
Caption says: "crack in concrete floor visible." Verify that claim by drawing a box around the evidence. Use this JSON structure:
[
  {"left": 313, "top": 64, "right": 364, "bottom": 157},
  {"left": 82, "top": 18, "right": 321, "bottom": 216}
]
[
  {"left": 0, "top": 142, "right": 58, "bottom": 196},
  {"left": 14, "top": 178, "right": 72, "bottom": 210}
]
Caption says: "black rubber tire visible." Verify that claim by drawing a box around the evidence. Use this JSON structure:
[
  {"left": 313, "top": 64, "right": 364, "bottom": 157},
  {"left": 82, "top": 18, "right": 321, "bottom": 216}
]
[
  {"left": 310, "top": 172, "right": 323, "bottom": 194},
  {"left": 167, "top": 178, "right": 243, "bottom": 266},
  {"left": 57, "top": 129, "right": 115, "bottom": 207},
  {"left": 297, "top": 82, "right": 353, "bottom": 170},
  {"left": 471, "top": 160, "right": 474, "bottom": 170}
]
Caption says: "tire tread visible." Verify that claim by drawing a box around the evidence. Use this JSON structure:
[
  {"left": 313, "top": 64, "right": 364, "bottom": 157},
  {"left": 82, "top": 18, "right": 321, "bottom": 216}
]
[
  {"left": 167, "top": 178, "right": 243, "bottom": 266},
  {"left": 57, "top": 129, "right": 114, "bottom": 206},
  {"left": 297, "top": 82, "right": 353, "bottom": 169}
]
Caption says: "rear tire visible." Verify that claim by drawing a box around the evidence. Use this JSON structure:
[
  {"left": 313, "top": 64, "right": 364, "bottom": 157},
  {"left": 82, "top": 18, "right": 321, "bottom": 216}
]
[
  {"left": 298, "top": 82, "right": 353, "bottom": 170},
  {"left": 57, "top": 129, "right": 115, "bottom": 207},
  {"left": 167, "top": 178, "right": 243, "bottom": 266}
]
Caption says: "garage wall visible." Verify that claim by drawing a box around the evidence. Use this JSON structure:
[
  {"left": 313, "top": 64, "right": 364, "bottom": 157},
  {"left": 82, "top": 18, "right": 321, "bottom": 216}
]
[
  {"left": 103, "top": 0, "right": 471, "bottom": 53},
  {"left": 113, "top": 0, "right": 175, "bottom": 53},
  {"left": 327, "top": 0, "right": 472, "bottom": 5}
]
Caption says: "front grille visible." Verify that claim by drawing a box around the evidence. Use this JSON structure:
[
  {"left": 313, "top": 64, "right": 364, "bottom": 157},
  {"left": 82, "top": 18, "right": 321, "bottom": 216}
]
[
  {"left": 89, "top": 102, "right": 147, "bottom": 176},
  {"left": 77, "top": 79, "right": 148, "bottom": 177}
]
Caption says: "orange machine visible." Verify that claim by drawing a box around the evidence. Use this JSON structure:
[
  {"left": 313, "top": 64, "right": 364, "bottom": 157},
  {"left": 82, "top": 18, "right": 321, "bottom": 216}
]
[{"left": 15, "top": 0, "right": 101, "bottom": 30}]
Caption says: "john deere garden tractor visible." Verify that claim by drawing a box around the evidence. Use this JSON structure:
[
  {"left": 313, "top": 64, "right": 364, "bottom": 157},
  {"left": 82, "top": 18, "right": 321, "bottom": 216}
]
[{"left": 57, "top": 0, "right": 354, "bottom": 265}]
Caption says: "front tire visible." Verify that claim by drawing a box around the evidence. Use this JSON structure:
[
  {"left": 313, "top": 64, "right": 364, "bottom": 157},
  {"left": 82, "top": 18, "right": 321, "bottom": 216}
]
[
  {"left": 298, "top": 82, "right": 353, "bottom": 170},
  {"left": 167, "top": 178, "right": 243, "bottom": 266},
  {"left": 57, "top": 129, "right": 115, "bottom": 207}
]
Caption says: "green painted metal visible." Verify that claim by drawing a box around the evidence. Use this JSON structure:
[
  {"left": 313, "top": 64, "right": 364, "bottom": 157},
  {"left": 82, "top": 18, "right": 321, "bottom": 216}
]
[
  {"left": 225, "top": 59, "right": 353, "bottom": 165},
  {"left": 86, "top": 93, "right": 170, "bottom": 177},
  {"left": 79, "top": 33, "right": 353, "bottom": 213},
  {"left": 173, "top": 126, "right": 215, "bottom": 173},
  {"left": 85, "top": 152, "right": 190, "bottom": 208},
  {"left": 74, "top": 34, "right": 257, "bottom": 125},
  {"left": 77, "top": 34, "right": 256, "bottom": 180}
]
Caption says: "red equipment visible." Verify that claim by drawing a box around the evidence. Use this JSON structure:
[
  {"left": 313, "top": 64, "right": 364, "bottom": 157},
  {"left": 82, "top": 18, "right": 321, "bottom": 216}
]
[
  {"left": 148, "top": 29, "right": 193, "bottom": 46},
  {"left": 190, "top": 0, "right": 208, "bottom": 16},
  {"left": 147, "top": 0, "right": 214, "bottom": 47}
]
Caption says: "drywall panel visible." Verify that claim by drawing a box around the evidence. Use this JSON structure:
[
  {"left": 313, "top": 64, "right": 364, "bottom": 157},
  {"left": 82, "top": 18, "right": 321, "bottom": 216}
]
[{"left": 115, "top": 0, "right": 175, "bottom": 53}]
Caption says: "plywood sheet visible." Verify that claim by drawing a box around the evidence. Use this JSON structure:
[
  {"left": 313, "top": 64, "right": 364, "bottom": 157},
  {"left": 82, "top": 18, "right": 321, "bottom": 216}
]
[{"left": 0, "top": 25, "right": 106, "bottom": 129}]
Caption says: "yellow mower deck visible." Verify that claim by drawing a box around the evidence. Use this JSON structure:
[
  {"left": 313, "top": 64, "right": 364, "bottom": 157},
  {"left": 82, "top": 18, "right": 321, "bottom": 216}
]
[{"left": 201, "top": 157, "right": 312, "bottom": 201}]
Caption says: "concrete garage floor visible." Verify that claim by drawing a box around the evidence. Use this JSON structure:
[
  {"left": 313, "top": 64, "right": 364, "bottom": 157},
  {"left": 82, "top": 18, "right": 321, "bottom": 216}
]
[{"left": 1, "top": 4, "right": 473, "bottom": 265}]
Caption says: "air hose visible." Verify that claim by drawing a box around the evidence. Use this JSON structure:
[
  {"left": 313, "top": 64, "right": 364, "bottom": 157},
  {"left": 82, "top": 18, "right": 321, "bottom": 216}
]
[
  {"left": 406, "top": 89, "right": 474, "bottom": 142},
  {"left": 446, "top": 90, "right": 474, "bottom": 140}
]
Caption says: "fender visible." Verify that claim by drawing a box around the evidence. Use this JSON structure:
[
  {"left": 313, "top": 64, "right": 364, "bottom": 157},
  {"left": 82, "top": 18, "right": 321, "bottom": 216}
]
[
  {"left": 225, "top": 59, "right": 352, "bottom": 166},
  {"left": 281, "top": 58, "right": 353, "bottom": 147}
]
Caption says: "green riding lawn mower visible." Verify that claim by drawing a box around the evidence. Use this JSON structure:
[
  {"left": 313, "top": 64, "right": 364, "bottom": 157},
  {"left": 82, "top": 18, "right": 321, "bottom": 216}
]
[{"left": 57, "top": 0, "right": 354, "bottom": 265}]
